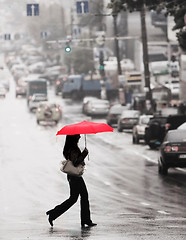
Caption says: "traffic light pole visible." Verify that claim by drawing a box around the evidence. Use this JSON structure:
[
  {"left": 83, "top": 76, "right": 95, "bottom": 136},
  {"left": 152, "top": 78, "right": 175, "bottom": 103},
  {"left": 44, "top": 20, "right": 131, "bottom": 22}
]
[
  {"left": 113, "top": 14, "right": 122, "bottom": 75},
  {"left": 140, "top": 3, "right": 152, "bottom": 103}
]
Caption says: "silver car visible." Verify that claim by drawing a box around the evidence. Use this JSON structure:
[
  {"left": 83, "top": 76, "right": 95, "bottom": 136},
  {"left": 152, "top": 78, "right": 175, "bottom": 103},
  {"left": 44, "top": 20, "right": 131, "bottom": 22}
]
[
  {"left": 85, "top": 99, "right": 110, "bottom": 116},
  {"left": 117, "top": 110, "right": 140, "bottom": 132},
  {"left": 36, "top": 102, "right": 62, "bottom": 124},
  {"left": 132, "top": 115, "right": 153, "bottom": 144}
]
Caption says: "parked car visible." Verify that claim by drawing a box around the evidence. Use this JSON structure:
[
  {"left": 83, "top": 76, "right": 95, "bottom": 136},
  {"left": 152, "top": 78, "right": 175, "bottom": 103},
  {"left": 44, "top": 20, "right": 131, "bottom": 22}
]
[
  {"left": 28, "top": 93, "right": 48, "bottom": 112},
  {"left": 82, "top": 96, "right": 99, "bottom": 114},
  {"left": 0, "top": 87, "right": 6, "bottom": 98},
  {"left": 132, "top": 115, "right": 153, "bottom": 144},
  {"left": 117, "top": 110, "right": 140, "bottom": 132},
  {"left": 145, "top": 114, "right": 186, "bottom": 149},
  {"left": 85, "top": 98, "right": 110, "bottom": 116},
  {"left": 158, "top": 129, "right": 186, "bottom": 175},
  {"left": 106, "top": 104, "right": 129, "bottom": 127},
  {"left": 1, "top": 79, "right": 10, "bottom": 91},
  {"left": 36, "top": 102, "right": 62, "bottom": 124},
  {"left": 177, "top": 122, "right": 186, "bottom": 130}
]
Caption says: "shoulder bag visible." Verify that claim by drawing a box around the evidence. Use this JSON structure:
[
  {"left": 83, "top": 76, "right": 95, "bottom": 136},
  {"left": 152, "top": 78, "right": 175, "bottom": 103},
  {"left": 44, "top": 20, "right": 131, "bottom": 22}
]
[{"left": 60, "top": 160, "right": 85, "bottom": 177}]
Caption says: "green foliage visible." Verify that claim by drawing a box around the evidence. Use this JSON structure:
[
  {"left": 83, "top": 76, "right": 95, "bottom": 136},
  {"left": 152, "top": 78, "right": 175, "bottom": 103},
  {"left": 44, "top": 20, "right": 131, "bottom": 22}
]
[
  {"left": 79, "top": 0, "right": 104, "bottom": 30},
  {"left": 107, "top": 0, "right": 186, "bottom": 51},
  {"left": 177, "top": 30, "right": 186, "bottom": 52},
  {"left": 107, "top": 0, "right": 162, "bottom": 13}
]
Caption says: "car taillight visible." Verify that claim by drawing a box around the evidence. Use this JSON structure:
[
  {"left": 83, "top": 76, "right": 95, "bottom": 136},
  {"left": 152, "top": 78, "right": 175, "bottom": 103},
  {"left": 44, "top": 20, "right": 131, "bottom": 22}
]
[{"left": 164, "top": 145, "right": 178, "bottom": 152}]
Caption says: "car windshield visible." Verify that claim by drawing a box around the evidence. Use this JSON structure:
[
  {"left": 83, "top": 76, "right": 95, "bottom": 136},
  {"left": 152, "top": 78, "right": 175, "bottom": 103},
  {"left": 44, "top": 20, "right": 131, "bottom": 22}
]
[
  {"left": 49, "top": 104, "right": 57, "bottom": 108},
  {"left": 141, "top": 116, "right": 151, "bottom": 124}
]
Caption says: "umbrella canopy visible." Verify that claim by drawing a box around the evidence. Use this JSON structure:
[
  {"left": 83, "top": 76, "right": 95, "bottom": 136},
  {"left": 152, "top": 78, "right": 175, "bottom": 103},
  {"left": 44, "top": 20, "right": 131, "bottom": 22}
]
[{"left": 56, "top": 121, "right": 113, "bottom": 135}]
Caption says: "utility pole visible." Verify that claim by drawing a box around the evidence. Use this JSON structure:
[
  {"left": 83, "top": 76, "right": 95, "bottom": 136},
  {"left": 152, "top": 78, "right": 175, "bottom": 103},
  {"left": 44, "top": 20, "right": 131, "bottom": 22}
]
[
  {"left": 113, "top": 13, "right": 122, "bottom": 75},
  {"left": 140, "top": 2, "right": 152, "bottom": 103}
]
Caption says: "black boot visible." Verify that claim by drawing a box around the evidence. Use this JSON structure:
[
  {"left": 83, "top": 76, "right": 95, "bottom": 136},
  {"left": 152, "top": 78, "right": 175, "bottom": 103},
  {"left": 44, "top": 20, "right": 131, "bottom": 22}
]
[
  {"left": 81, "top": 221, "right": 97, "bottom": 228},
  {"left": 46, "top": 211, "right": 54, "bottom": 227}
]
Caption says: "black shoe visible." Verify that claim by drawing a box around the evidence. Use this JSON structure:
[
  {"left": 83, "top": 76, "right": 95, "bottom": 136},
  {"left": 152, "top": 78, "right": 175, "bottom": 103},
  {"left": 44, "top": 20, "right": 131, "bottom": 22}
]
[
  {"left": 81, "top": 222, "right": 97, "bottom": 228},
  {"left": 46, "top": 211, "right": 53, "bottom": 227}
]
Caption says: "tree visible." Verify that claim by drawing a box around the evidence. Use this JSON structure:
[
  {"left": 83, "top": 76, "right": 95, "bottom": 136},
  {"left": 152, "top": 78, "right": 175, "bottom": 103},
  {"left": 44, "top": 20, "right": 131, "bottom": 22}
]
[
  {"left": 64, "top": 47, "right": 94, "bottom": 74},
  {"left": 107, "top": 0, "right": 162, "bottom": 103},
  {"left": 107, "top": 0, "right": 186, "bottom": 105},
  {"left": 79, "top": 0, "right": 105, "bottom": 31},
  {"left": 164, "top": 1, "right": 186, "bottom": 52}
]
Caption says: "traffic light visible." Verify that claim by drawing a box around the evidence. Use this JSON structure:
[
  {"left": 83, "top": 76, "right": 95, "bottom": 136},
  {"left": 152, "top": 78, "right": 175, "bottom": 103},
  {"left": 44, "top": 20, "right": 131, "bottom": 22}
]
[
  {"left": 99, "top": 51, "right": 105, "bottom": 77},
  {"left": 65, "top": 46, "right": 71, "bottom": 53}
]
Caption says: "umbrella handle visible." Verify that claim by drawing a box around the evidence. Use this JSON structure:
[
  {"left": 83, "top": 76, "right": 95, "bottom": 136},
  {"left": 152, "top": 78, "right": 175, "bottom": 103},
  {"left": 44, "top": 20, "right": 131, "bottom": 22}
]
[{"left": 84, "top": 134, "right": 89, "bottom": 161}]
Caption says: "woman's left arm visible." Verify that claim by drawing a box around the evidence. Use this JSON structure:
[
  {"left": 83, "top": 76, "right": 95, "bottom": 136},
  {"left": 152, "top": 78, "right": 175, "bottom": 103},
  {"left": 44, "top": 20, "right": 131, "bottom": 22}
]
[{"left": 70, "top": 148, "right": 88, "bottom": 166}]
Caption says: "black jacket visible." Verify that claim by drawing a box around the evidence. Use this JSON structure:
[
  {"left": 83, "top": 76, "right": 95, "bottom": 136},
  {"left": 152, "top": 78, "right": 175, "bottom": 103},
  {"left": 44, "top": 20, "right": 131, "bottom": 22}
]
[{"left": 68, "top": 146, "right": 88, "bottom": 167}]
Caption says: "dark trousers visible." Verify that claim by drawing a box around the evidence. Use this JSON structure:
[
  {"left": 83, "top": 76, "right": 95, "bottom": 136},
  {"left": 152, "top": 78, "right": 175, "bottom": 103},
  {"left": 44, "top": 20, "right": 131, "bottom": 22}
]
[{"left": 50, "top": 175, "right": 91, "bottom": 223}]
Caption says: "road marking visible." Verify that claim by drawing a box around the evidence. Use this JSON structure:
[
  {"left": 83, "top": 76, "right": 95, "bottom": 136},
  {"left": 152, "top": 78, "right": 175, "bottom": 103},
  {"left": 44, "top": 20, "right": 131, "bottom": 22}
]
[
  {"left": 104, "top": 181, "right": 111, "bottom": 186},
  {"left": 120, "top": 191, "right": 129, "bottom": 196},
  {"left": 140, "top": 202, "right": 150, "bottom": 206},
  {"left": 134, "top": 151, "right": 157, "bottom": 163},
  {"left": 135, "top": 152, "right": 186, "bottom": 172},
  {"left": 157, "top": 210, "right": 170, "bottom": 215}
]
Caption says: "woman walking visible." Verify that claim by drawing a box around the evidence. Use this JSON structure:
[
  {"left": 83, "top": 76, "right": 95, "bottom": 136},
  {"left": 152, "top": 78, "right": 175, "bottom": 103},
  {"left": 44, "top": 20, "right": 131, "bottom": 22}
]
[{"left": 46, "top": 134, "right": 97, "bottom": 228}]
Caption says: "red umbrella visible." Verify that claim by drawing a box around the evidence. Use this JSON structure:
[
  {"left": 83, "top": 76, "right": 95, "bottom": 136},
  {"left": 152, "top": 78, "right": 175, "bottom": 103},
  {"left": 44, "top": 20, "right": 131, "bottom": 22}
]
[
  {"left": 56, "top": 121, "right": 113, "bottom": 160},
  {"left": 56, "top": 121, "right": 113, "bottom": 135}
]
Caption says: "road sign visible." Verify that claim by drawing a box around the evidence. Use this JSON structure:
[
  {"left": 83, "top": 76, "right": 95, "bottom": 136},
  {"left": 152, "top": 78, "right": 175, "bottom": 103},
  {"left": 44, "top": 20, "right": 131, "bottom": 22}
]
[
  {"left": 27, "top": 4, "right": 39, "bottom": 16},
  {"left": 4, "top": 34, "right": 11, "bottom": 40},
  {"left": 41, "top": 32, "right": 47, "bottom": 39},
  {"left": 76, "top": 1, "right": 89, "bottom": 14}
]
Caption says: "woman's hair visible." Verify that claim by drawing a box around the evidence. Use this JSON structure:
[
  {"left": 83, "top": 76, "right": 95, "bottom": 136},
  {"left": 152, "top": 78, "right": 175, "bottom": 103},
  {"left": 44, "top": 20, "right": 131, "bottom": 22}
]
[{"left": 63, "top": 135, "right": 80, "bottom": 159}]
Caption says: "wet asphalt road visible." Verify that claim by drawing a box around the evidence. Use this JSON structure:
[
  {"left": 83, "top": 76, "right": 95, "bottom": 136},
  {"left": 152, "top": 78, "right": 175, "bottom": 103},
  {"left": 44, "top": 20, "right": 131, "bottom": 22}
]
[{"left": 1, "top": 67, "right": 186, "bottom": 240}]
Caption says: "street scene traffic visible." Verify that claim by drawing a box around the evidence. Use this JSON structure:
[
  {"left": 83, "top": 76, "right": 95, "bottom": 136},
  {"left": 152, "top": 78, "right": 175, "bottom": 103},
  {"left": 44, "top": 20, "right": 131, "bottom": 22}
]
[{"left": 1, "top": 1, "right": 186, "bottom": 239}]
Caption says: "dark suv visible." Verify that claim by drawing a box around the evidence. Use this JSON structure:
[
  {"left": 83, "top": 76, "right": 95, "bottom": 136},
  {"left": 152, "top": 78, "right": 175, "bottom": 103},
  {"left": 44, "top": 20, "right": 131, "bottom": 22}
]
[{"left": 145, "top": 115, "right": 186, "bottom": 149}]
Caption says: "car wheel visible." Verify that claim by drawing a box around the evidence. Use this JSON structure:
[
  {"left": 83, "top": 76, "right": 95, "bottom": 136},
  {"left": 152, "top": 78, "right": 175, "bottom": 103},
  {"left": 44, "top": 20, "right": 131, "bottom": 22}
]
[
  {"left": 161, "top": 164, "right": 168, "bottom": 175},
  {"left": 118, "top": 124, "right": 122, "bottom": 132},
  {"left": 71, "top": 91, "right": 79, "bottom": 100},
  {"left": 158, "top": 160, "right": 168, "bottom": 175},
  {"left": 133, "top": 132, "right": 139, "bottom": 144},
  {"left": 149, "top": 143, "right": 157, "bottom": 150},
  {"left": 37, "top": 120, "right": 40, "bottom": 124}
]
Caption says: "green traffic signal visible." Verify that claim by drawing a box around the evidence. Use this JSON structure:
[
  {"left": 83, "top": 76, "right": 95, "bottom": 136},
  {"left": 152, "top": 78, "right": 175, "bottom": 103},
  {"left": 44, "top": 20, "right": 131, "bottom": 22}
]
[
  {"left": 65, "top": 46, "right": 71, "bottom": 53},
  {"left": 99, "top": 65, "right": 104, "bottom": 70}
]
